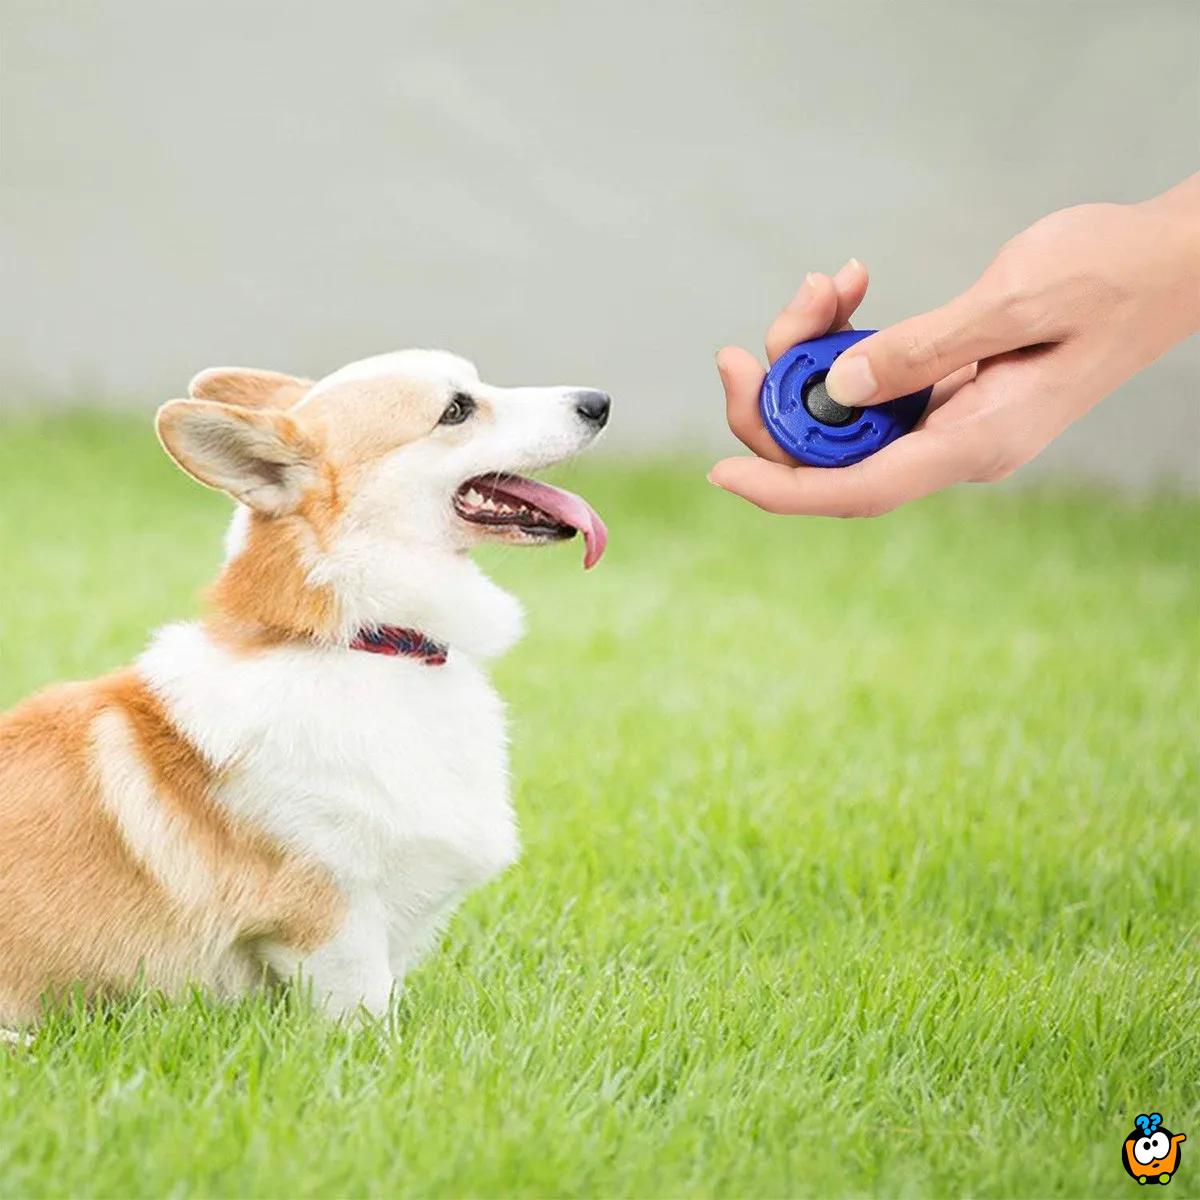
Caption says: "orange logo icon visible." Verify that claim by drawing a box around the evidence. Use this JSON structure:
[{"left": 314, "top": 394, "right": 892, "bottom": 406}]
[{"left": 1123, "top": 1114, "right": 1186, "bottom": 1186}]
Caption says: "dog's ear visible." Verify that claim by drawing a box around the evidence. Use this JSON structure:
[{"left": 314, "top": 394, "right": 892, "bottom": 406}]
[
  {"left": 156, "top": 400, "right": 320, "bottom": 515},
  {"left": 188, "top": 367, "right": 315, "bottom": 410}
]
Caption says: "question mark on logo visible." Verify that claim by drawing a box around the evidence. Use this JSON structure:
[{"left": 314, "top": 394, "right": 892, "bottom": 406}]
[
  {"left": 1148, "top": 1114, "right": 1162, "bottom": 1134},
  {"left": 1136, "top": 1115, "right": 1152, "bottom": 1137}
]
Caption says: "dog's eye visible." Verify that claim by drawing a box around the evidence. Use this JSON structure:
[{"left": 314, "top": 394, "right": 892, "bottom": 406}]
[{"left": 439, "top": 392, "right": 476, "bottom": 426}]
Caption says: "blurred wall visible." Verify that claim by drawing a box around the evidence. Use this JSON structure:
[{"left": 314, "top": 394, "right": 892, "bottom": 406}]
[{"left": 2, "top": 0, "right": 1197, "bottom": 484}]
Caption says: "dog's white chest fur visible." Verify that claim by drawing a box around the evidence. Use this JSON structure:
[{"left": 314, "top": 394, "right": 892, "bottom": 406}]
[{"left": 140, "top": 622, "right": 518, "bottom": 1001}]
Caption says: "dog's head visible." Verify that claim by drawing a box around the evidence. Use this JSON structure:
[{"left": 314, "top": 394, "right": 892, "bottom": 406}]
[{"left": 156, "top": 350, "right": 610, "bottom": 646}]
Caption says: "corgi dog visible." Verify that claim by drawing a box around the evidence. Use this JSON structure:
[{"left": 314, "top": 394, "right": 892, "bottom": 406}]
[{"left": 0, "top": 351, "right": 610, "bottom": 1024}]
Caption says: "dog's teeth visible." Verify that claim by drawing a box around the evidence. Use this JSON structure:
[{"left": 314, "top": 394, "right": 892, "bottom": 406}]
[
  {"left": 465, "top": 488, "right": 484, "bottom": 506},
  {"left": 481, "top": 497, "right": 497, "bottom": 511}
]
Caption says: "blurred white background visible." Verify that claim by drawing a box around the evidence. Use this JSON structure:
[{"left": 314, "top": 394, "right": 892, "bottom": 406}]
[{"left": 2, "top": 0, "right": 1197, "bottom": 483}]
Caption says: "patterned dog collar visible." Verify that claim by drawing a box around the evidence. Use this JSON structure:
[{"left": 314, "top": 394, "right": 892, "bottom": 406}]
[{"left": 349, "top": 625, "right": 449, "bottom": 666}]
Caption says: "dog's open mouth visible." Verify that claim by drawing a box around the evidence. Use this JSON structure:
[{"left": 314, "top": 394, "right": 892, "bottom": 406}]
[{"left": 454, "top": 473, "right": 608, "bottom": 568}]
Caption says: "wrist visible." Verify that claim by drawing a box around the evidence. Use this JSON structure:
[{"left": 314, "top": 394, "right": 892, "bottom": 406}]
[{"left": 1139, "top": 174, "right": 1200, "bottom": 332}]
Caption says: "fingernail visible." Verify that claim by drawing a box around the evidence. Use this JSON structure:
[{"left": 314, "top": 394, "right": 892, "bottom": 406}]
[
  {"left": 706, "top": 471, "right": 726, "bottom": 489},
  {"left": 785, "top": 273, "right": 819, "bottom": 310},
  {"left": 826, "top": 354, "right": 877, "bottom": 406},
  {"left": 833, "top": 257, "right": 861, "bottom": 287}
]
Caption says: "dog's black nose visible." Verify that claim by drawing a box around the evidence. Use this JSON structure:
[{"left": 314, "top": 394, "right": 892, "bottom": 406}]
[{"left": 573, "top": 389, "right": 611, "bottom": 428}]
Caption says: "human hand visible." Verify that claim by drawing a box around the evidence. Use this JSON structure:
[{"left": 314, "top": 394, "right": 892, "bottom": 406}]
[{"left": 711, "top": 174, "right": 1200, "bottom": 517}]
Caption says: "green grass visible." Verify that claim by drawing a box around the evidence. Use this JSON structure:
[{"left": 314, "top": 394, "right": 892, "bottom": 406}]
[{"left": 0, "top": 413, "right": 1197, "bottom": 1199}]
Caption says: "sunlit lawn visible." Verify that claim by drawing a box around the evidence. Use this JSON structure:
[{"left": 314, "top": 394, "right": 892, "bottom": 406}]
[{"left": 0, "top": 414, "right": 1196, "bottom": 1198}]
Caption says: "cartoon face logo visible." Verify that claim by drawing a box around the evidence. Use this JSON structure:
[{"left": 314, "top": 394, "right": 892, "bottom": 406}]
[{"left": 1123, "top": 1113, "right": 1186, "bottom": 1185}]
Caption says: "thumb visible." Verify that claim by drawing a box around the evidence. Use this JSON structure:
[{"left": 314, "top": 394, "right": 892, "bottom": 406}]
[{"left": 825, "top": 282, "right": 1029, "bottom": 406}]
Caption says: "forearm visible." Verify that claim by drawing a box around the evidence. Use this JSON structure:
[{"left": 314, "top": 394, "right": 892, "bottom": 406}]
[{"left": 1139, "top": 172, "right": 1200, "bottom": 333}]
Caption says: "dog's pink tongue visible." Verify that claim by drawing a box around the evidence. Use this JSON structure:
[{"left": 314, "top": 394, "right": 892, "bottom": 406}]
[{"left": 500, "top": 477, "right": 608, "bottom": 569}]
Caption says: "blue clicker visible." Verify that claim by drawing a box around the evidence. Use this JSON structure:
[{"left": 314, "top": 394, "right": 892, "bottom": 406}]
[{"left": 760, "top": 330, "right": 929, "bottom": 467}]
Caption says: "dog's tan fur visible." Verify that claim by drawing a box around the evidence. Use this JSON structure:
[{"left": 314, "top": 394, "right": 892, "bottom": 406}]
[
  {"left": 177, "top": 371, "right": 452, "bottom": 647},
  {"left": 0, "top": 366, "right": 443, "bottom": 1021},
  {"left": 0, "top": 354, "right": 604, "bottom": 1023},
  {"left": 0, "top": 669, "right": 343, "bottom": 1023},
  {"left": 188, "top": 367, "right": 315, "bottom": 410},
  {"left": 205, "top": 506, "right": 341, "bottom": 647}
]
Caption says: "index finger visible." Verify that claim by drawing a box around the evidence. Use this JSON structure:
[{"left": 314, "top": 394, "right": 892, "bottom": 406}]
[{"left": 764, "top": 273, "right": 839, "bottom": 364}]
